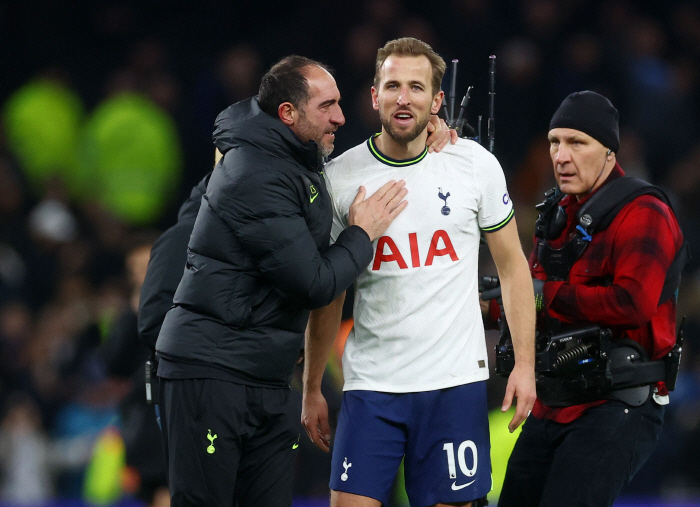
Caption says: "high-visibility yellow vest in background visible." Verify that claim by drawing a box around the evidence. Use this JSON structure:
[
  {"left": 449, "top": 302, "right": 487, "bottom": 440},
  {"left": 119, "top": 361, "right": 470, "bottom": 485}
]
[
  {"left": 3, "top": 77, "right": 84, "bottom": 195},
  {"left": 79, "top": 92, "right": 182, "bottom": 225}
]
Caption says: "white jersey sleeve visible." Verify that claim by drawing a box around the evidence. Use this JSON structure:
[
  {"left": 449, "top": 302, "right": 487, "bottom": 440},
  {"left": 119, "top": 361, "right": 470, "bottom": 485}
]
[{"left": 474, "top": 147, "right": 514, "bottom": 232}]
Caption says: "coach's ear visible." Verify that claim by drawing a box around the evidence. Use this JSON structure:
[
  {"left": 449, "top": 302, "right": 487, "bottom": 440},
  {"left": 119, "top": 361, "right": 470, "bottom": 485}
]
[{"left": 278, "top": 102, "right": 297, "bottom": 126}]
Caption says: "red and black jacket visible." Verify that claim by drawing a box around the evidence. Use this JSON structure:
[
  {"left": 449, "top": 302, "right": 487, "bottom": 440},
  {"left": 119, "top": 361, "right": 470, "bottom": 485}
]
[{"left": 531, "top": 164, "right": 684, "bottom": 422}]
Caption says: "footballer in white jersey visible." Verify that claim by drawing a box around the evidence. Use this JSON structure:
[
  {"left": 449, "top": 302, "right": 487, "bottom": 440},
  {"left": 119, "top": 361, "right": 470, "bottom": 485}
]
[
  {"left": 326, "top": 134, "right": 513, "bottom": 393},
  {"left": 302, "top": 38, "right": 536, "bottom": 507}
]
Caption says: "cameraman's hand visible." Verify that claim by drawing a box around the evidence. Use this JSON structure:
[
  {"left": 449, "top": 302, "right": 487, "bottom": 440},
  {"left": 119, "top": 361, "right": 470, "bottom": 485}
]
[
  {"left": 502, "top": 362, "right": 536, "bottom": 433},
  {"left": 532, "top": 278, "right": 545, "bottom": 312},
  {"left": 349, "top": 180, "right": 408, "bottom": 242}
]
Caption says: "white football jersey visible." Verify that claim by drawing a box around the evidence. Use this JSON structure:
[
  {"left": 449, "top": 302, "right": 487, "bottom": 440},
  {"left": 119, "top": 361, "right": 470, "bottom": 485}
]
[{"left": 326, "top": 135, "right": 514, "bottom": 393}]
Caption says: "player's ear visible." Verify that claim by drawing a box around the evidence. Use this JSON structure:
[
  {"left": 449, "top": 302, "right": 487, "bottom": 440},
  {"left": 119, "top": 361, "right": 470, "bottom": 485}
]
[
  {"left": 371, "top": 86, "right": 380, "bottom": 111},
  {"left": 431, "top": 90, "right": 444, "bottom": 115}
]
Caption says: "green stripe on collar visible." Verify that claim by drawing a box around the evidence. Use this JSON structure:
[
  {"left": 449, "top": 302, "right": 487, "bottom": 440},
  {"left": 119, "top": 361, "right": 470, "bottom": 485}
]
[{"left": 366, "top": 133, "right": 428, "bottom": 167}]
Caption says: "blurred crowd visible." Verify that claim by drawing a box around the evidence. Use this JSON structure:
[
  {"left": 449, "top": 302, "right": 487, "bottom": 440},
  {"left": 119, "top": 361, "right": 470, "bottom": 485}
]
[{"left": 1, "top": 0, "right": 700, "bottom": 505}]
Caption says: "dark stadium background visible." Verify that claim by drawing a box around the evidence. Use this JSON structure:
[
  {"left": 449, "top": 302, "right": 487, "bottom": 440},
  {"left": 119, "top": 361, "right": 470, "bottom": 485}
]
[{"left": 0, "top": 1, "right": 699, "bottom": 506}]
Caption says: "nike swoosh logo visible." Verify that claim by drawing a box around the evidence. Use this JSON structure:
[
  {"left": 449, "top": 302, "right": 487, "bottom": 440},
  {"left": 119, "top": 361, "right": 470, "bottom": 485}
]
[
  {"left": 292, "top": 443, "right": 299, "bottom": 449},
  {"left": 451, "top": 479, "right": 475, "bottom": 490},
  {"left": 310, "top": 193, "right": 319, "bottom": 203}
]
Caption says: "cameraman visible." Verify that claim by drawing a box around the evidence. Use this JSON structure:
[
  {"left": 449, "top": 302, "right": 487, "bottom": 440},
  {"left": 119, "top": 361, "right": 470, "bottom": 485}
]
[{"left": 495, "top": 91, "right": 685, "bottom": 507}]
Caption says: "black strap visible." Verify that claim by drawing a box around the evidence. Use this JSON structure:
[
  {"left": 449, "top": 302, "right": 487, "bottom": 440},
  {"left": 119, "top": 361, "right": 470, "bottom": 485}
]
[
  {"left": 577, "top": 178, "right": 689, "bottom": 305},
  {"left": 538, "top": 177, "right": 688, "bottom": 302},
  {"left": 576, "top": 177, "right": 672, "bottom": 233},
  {"left": 610, "top": 361, "right": 667, "bottom": 388}
]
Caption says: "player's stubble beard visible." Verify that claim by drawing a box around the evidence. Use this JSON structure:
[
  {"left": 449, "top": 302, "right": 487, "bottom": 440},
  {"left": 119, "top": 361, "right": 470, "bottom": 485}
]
[{"left": 379, "top": 107, "right": 430, "bottom": 146}]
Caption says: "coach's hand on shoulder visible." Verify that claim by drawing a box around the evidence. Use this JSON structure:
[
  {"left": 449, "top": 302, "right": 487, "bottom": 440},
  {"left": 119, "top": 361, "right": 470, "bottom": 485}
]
[
  {"left": 349, "top": 180, "right": 408, "bottom": 242},
  {"left": 502, "top": 362, "right": 537, "bottom": 433},
  {"left": 301, "top": 389, "right": 332, "bottom": 452},
  {"left": 426, "top": 115, "right": 458, "bottom": 153}
]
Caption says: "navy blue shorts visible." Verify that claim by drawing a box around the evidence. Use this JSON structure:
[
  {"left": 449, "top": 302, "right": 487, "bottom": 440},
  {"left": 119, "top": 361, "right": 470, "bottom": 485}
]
[{"left": 330, "top": 382, "right": 491, "bottom": 507}]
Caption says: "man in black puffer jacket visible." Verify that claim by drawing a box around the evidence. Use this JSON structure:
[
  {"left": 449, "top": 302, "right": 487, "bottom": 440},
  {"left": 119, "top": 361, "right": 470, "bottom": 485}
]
[
  {"left": 138, "top": 172, "right": 211, "bottom": 353},
  {"left": 154, "top": 56, "right": 408, "bottom": 507}
]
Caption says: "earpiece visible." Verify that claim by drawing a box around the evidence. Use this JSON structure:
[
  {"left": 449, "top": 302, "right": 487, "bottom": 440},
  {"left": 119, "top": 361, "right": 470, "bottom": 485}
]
[{"left": 585, "top": 148, "right": 613, "bottom": 195}]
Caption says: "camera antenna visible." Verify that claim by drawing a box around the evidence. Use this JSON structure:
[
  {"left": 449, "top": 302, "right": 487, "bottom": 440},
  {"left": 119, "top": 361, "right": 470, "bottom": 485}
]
[
  {"left": 449, "top": 59, "right": 458, "bottom": 124},
  {"left": 441, "top": 56, "right": 495, "bottom": 144},
  {"left": 455, "top": 86, "right": 472, "bottom": 135},
  {"left": 441, "top": 92, "right": 450, "bottom": 124}
]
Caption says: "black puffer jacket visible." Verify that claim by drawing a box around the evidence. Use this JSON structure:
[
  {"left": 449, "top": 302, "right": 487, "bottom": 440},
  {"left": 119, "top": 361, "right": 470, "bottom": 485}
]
[
  {"left": 138, "top": 172, "right": 211, "bottom": 352},
  {"left": 155, "top": 97, "right": 372, "bottom": 387}
]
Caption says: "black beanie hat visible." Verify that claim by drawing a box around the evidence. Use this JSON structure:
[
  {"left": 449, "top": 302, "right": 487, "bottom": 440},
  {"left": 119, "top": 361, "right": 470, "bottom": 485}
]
[{"left": 549, "top": 91, "right": 619, "bottom": 153}]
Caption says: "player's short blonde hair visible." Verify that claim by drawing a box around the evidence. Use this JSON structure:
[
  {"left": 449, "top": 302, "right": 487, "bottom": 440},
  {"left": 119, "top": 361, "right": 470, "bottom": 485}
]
[{"left": 374, "top": 37, "right": 446, "bottom": 96}]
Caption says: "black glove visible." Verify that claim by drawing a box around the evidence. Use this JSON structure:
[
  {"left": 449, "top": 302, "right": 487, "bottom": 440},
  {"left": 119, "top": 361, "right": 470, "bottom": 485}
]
[
  {"left": 480, "top": 278, "right": 545, "bottom": 312},
  {"left": 479, "top": 284, "right": 501, "bottom": 303},
  {"left": 533, "top": 278, "right": 545, "bottom": 312}
]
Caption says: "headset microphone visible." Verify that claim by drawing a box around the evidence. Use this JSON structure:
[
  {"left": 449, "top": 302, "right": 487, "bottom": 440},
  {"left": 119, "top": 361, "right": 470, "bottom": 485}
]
[{"left": 586, "top": 148, "right": 612, "bottom": 196}]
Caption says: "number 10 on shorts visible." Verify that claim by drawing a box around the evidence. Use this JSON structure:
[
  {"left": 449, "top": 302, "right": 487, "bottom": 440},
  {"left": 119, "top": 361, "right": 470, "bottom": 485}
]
[{"left": 443, "top": 441, "right": 478, "bottom": 479}]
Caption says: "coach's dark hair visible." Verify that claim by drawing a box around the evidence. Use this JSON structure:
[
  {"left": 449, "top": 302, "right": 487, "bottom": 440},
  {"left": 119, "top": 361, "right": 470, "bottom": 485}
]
[{"left": 258, "top": 55, "right": 332, "bottom": 116}]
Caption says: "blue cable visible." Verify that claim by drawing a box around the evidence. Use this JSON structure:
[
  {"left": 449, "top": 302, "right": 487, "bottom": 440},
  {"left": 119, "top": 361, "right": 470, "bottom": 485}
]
[{"left": 576, "top": 225, "right": 593, "bottom": 242}]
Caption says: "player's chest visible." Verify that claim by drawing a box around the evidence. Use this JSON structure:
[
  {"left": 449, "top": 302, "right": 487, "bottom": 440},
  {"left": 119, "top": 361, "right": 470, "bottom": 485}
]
[
  {"left": 339, "top": 166, "right": 479, "bottom": 271},
  {"left": 350, "top": 167, "right": 479, "bottom": 230}
]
